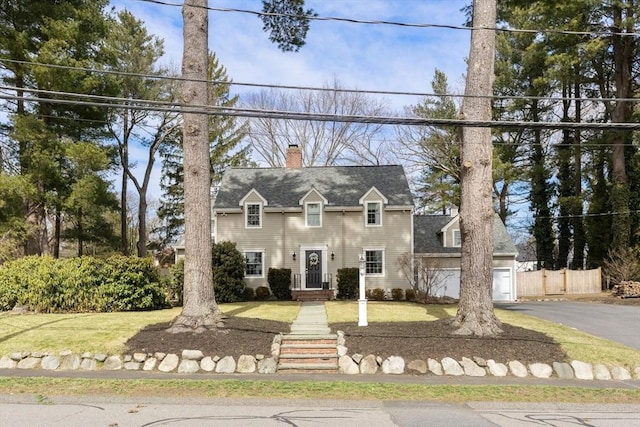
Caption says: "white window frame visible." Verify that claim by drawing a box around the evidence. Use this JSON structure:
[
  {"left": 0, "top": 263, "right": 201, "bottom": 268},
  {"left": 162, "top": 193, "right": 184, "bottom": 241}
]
[
  {"left": 305, "top": 202, "right": 322, "bottom": 227},
  {"left": 453, "top": 229, "right": 461, "bottom": 247},
  {"left": 365, "top": 201, "right": 382, "bottom": 227},
  {"left": 245, "top": 203, "right": 262, "bottom": 228},
  {"left": 244, "top": 250, "right": 264, "bottom": 278},
  {"left": 364, "top": 248, "right": 385, "bottom": 276}
]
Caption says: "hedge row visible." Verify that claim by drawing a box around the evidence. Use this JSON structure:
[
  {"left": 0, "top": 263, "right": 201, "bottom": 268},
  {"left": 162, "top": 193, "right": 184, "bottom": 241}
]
[{"left": 0, "top": 255, "right": 169, "bottom": 313}]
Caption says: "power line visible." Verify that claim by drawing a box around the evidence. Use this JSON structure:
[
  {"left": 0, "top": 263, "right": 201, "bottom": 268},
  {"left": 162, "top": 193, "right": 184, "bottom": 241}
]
[
  {"left": 2, "top": 58, "right": 638, "bottom": 104},
  {"left": 136, "top": 0, "right": 640, "bottom": 37},
  {"left": 532, "top": 209, "right": 640, "bottom": 220},
  {"left": 2, "top": 86, "right": 640, "bottom": 131}
]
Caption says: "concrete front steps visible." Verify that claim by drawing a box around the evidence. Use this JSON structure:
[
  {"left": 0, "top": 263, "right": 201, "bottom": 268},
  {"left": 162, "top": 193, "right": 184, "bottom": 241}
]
[
  {"left": 277, "top": 334, "right": 338, "bottom": 373},
  {"left": 277, "top": 301, "right": 338, "bottom": 373},
  {"left": 291, "top": 290, "right": 335, "bottom": 301}
]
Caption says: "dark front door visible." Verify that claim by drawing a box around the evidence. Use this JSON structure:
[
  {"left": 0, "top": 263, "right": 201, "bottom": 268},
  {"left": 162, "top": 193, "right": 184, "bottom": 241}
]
[{"left": 305, "top": 250, "right": 322, "bottom": 289}]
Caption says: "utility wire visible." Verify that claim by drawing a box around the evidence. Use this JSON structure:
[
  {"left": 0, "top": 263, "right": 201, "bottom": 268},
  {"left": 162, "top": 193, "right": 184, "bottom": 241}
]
[
  {"left": 1, "top": 59, "right": 638, "bottom": 104},
  {"left": 136, "top": 0, "right": 640, "bottom": 37},
  {"left": 2, "top": 107, "right": 636, "bottom": 149},
  {"left": 1, "top": 86, "right": 639, "bottom": 131}
]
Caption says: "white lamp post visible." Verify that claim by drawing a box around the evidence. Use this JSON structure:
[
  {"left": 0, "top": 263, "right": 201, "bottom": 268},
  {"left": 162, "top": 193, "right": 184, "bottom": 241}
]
[{"left": 358, "top": 253, "right": 368, "bottom": 326}]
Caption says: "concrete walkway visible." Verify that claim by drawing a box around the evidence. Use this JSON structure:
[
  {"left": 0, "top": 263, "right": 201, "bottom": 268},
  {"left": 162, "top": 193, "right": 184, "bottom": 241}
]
[{"left": 289, "top": 301, "right": 332, "bottom": 335}]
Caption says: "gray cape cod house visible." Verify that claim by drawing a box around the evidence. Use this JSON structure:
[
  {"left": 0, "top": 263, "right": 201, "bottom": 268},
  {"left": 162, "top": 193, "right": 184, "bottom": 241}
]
[
  {"left": 212, "top": 145, "right": 414, "bottom": 294},
  {"left": 179, "top": 145, "right": 518, "bottom": 301}
]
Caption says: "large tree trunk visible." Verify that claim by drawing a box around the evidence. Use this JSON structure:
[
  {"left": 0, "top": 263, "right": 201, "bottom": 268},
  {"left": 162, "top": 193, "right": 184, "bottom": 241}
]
[
  {"left": 168, "top": 0, "right": 223, "bottom": 333},
  {"left": 451, "top": 0, "right": 502, "bottom": 336},
  {"left": 609, "top": 1, "right": 634, "bottom": 251}
]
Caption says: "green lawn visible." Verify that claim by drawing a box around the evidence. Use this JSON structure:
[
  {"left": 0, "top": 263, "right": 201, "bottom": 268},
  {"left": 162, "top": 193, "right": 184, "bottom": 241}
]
[
  {"left": 1, "top": 301, "right": 639, "bottom": 403},
  {"left": 0, "top": 301, "right": 299, "bottom": 355},
  {"left": 1, "top": 301, "right": 638, "bottom": 368}
]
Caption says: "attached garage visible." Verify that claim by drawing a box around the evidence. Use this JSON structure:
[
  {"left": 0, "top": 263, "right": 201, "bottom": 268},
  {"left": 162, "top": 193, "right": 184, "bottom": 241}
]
[
  {"left": 431, "top": 267, "right": 515, "bottom": 302},
  {"left": 413, "top": 213, "right": 518, "bottom": 302}
]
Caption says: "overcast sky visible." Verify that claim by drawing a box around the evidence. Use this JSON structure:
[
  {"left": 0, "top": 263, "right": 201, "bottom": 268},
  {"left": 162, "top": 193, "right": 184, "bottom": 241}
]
[{"left": 108, "top": 0, "right": 472, "bottom": 200}]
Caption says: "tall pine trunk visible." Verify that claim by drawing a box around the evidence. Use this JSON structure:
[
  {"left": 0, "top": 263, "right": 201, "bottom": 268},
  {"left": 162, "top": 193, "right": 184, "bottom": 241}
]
[
  {"left": 609, "top": 1, "right": 634, "bottom": 251},
  {"left": 451, "top": 0, "right": 502, "bottom": 336},
  {"left": 168, "top": 0, "right": 223, "bottom": 333}
]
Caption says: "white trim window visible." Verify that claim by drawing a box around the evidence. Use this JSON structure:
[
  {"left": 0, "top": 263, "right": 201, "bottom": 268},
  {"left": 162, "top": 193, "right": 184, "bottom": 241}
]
[
  {"left": 364, "top": 249, "right": 384, "bottom": 275},
  {"left": 453, "top": 229, "right": 461, "bottom": 247},
  {"left": 246, "top": 203, "right": 262, "bottom": 228},
  {"left": 366, "top": 201, "right": 382, "bottom": 226},
  {"left": 244, "top": 251, "right": 264, "bottom": 277},
  {"left": 305, "top": 202, "right": 322, "bottom": 227}
]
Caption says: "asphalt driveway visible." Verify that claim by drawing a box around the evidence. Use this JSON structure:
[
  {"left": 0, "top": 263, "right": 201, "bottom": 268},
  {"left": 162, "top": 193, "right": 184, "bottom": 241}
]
[{"left": 495, "top": 301, "right": 640, "bottom": 350}]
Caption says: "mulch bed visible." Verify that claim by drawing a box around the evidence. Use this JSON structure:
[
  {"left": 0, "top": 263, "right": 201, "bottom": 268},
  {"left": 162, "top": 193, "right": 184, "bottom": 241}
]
[
  {"left": 125, "top": 317, "right": 290, "bottom": 359},
  {"left": 125, "top": 316, "right": 567, "bottom": 365},
  {"left": 332, "top": 320, "right": 567, "bottom": 365}
]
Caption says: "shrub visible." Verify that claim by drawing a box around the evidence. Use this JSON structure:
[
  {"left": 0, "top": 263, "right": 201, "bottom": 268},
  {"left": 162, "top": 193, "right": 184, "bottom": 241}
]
[
  {"left": 96, "top": 255, "right": 168, "bottom": 311},
  {"left": 255, "top": 286, "right": 271, "bottom": 300},
  {"left": 243, "top": 286, "right": 255, "bottom": 301},
  {"left": 0, "top": 255, "right": 168, "bottom": 312},
  {"left": 603, "top": 246, "right": 640, "bottom": 287},
  {"left": 391, "top": 288, "right": 404, "bottom": 301},
  {"left": 405, "top": 288, "right": 416, "bottom": 301},
  {"left": 370, "top": 288, "right": 386, "bottom": 301},
  {"left": 167, "top": 259, "right": 184, "bottom": 305},
  {"left": 336, "top": 267, "right": 359, "bottom": 299},
  {"left": 268, "top": 268, "right": 292, "bottom": 300},
  {"left": 212, "top": 241, "right": 246, "bottom": 303}
]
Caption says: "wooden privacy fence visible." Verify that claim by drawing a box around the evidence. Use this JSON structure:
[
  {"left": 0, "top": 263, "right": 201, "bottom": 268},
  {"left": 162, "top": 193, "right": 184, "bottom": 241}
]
[{"left": 517, "top": 268, "right": 602, "bottom": 297}]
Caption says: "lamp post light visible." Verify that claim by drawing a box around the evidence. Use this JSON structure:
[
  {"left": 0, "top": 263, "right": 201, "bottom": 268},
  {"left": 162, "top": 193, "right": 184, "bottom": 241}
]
[{"left": 358, "top": 253, "right": 368, "bottom": 327}]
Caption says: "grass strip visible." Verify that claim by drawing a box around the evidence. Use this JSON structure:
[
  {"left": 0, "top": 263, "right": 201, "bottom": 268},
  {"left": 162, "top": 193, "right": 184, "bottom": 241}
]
[{"left": 0, "top": 377, "right": 637, "bottom": 403}]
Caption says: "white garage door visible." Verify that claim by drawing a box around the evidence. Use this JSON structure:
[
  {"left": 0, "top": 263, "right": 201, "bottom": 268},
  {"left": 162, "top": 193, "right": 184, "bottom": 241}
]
[
  {"left": 492, "top": 268, "right": 512, "bottom": 301},
  {"left": 433, "top": 269, "right": 460, "bottom": 299},
  {"left": 431, "top": 268, "right": 513, "bottom": 301}
]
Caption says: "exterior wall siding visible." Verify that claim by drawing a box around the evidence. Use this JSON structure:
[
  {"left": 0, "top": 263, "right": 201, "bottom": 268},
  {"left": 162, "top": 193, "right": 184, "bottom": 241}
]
[{"left": 215, "top": 207, "right": 412, "bottom": 290}]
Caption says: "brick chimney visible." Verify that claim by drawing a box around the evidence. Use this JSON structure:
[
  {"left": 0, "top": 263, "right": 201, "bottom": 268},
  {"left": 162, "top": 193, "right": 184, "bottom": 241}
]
[{"left": 286, "top": 144, "right": 302, "bottom": 169}]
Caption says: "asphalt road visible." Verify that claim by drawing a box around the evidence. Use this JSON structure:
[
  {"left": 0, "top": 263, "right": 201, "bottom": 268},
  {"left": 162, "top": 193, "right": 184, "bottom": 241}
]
[
  {"left": 1, "top": 395, "right": 639, "bottom": 427},
  {"left": 495, "top": 301, "right": 640, "bottom": 350}
]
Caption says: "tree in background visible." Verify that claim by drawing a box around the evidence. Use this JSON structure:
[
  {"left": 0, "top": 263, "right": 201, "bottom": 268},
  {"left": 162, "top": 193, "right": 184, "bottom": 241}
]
[
  {"left": 63, "top": 142, "right": 119, "bottom": 256},
  {"left": 498, "top": 0, "right": 639, "bottom": 269},
  {"left": 0, "top": 175, "right": 34, "bottom": 263},
  {"left": 396, "top": 69, "right": 461, "bottom": 214},
  {"left": 243, "top": 77, "right": 391, "bottom": 167},
  {"left": 104, "top": 10, "right": 181, "bottom": 257},
  {"left": 0, "top": 0, "right": 116, "bottom": 257},
  {"left": 157, "top": 53, "right": 250, "bottom": 248}
]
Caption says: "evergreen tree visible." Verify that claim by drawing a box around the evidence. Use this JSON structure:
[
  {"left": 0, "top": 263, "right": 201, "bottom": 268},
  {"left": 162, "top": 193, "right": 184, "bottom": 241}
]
[
  {"left": 0, "top": 0, "right": 114, "bottom": 256},
  {"left": 157, "top": 52, "right": 250, "bottom": 247}
]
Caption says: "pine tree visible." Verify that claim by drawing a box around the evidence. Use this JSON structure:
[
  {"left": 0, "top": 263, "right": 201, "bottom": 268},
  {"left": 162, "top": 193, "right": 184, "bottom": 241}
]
[{"left": 157, "top": 53, "right": 250, "bottom": 247}]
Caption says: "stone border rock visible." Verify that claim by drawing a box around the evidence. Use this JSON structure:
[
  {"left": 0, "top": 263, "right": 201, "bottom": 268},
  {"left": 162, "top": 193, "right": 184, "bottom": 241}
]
[{"left": 1, "top": 332, "right": 638, "bottom": 381}]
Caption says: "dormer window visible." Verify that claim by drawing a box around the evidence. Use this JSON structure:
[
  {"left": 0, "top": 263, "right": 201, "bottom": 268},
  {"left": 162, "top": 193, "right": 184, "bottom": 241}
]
[
  {"left": 453, "top": 229, "right": 461, "bottom": 247},
  {"left": 246, "top": 203, "right": 261, "bottom": 228},
  {"left": 306, "top": 202, "right": 322, "bottom": 227},
  {"left": 366, "top": 201, "right": 381, "bottom": 226}
]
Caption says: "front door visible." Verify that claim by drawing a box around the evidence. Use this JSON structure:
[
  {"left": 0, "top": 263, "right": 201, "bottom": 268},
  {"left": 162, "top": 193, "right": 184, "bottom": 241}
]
[{"left": 305, "top": 250, "right": 322, "bottom": 288}]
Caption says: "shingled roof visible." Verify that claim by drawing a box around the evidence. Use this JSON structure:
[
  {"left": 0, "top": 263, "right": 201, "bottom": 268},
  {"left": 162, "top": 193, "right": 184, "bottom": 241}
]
[
  {"left": 414, "top": 214, "right": 517, "bottom": 255},
  {"left": 214, "top": 165, "right": 413, "bottom": 209}
]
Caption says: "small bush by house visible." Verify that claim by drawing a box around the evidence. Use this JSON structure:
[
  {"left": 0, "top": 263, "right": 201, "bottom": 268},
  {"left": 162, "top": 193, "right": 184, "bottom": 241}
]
[
  {"left": 391, "top": 288, "right": 404, "bottom": 301},
  {"left": 369, "top": 288, "right": 386, "bottom": 301},
  {"left": 336, "top": 267, "right": 359, "bottom": 299},
  {"left": 255, "top": 286, "right": 271, "bottom": 300},
  {"left": 268, "top": 268, "right": 292, "bottom": 300},
  {"left": 212, "top": 241, "right": 246, "bottom": 303}
]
